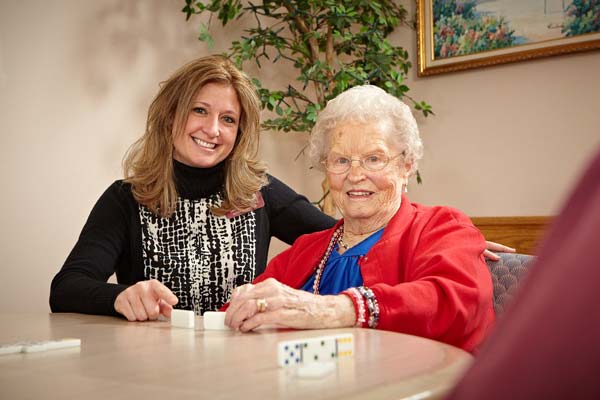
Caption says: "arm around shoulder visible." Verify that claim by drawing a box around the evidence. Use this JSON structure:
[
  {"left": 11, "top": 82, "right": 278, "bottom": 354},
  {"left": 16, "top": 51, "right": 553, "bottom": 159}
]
[{"left": 262, "top": 175, "right": 336, "bottom": 245}]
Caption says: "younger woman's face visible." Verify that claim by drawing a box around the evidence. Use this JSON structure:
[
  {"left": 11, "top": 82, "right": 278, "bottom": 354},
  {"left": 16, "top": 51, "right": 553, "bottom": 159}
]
[{"left": 173, "top": 82, "right": 241, "bottom": 168}]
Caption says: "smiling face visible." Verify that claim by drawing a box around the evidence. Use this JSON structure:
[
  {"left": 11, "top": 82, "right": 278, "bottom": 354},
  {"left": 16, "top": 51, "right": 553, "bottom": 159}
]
[
  {"left": 327, "top": 120, "right": 410, "bottom": 233},
  {"left": 173, "top": 82, "right": 241, "bottom": 168}
]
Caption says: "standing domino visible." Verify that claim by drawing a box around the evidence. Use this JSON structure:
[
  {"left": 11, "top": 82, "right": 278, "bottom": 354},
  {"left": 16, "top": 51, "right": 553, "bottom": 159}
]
[
  {"left": 203, "top": 311, "right": 230, "bottom": 330},
  {"left": 277, "top": 333, "right": 354, "bottom": 367},
  {"left": 171, "top": 309, "right": 195, "bottom": 329}
]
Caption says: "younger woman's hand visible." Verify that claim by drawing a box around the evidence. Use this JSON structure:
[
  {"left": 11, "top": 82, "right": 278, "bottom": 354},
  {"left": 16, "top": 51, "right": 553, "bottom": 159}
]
[
  {"left": 483, "top": 240, "right": 516, "bottom": 261},
  {"left": 114, "top": 279, "right": 178, "bottom": 321}
]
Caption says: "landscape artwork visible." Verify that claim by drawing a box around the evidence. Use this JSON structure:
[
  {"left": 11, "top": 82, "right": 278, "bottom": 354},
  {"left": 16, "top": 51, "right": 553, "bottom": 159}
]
[{"left": 417, "top": 0, "right": 600, "bottom": 75}]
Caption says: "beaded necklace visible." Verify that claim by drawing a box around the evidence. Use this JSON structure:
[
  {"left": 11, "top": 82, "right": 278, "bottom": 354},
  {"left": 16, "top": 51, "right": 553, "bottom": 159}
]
[
  {"left": 337, "top": 236, "right": 350, "bottom": 250},
  {"left": 312, "top": 225, "right": 344, "bottom": 295}
]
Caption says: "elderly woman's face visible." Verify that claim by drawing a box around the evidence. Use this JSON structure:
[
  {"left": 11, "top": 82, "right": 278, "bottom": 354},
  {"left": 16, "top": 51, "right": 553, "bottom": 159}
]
[{"left": 327, "top": 121, "right": 408, "bottom": 225}]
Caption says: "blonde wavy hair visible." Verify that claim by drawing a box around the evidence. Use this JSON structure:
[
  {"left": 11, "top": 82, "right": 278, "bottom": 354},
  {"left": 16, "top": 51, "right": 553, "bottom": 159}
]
[{"left": 123, "top": 55, "right": 267, "bottom": 217}]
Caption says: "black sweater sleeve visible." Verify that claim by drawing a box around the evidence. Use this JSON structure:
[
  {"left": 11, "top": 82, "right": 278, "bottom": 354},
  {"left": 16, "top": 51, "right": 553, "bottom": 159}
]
[
  {"left": 262, "top": 175, "right": 337, "bottom": 245},
  {"left": 50, "top": 181, "right": 135, "bottom": 316}
]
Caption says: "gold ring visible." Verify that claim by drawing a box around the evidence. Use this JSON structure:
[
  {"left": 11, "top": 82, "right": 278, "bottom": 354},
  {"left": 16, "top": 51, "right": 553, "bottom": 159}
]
[{"left": 256, "top": 298, "right": 267, "bottom": 313}]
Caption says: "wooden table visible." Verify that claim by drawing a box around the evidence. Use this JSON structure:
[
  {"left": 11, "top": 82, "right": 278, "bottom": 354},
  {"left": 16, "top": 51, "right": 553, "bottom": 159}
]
[{"left": 0, "top": 313, "right": 472, "bottom": 399}]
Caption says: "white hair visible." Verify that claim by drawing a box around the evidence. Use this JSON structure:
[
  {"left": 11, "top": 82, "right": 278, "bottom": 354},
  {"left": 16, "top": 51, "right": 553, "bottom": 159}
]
[{"left": 309, "top": 85, "right": 423, "bottom": 175}]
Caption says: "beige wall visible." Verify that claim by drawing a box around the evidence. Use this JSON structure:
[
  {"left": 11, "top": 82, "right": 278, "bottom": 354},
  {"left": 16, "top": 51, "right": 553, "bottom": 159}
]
[{"left": 1, "top": 1, "right": 599, "bottom": 313}]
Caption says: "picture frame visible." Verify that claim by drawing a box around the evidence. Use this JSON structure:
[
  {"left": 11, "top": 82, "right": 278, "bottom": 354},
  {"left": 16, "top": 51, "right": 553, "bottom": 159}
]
[{"left": 417, "top": 0, "right": 600, "bottom": 76}]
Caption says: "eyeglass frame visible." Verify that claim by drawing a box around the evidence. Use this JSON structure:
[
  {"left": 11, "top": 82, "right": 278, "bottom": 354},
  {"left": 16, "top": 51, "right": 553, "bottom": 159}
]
[{"left": 321, "top": 151, "right": 406, "bottom": 174}]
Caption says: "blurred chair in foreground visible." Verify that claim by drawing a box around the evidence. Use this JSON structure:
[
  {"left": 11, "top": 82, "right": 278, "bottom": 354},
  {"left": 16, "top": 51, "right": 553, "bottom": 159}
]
[{"left": 446, "top": 146, "right": 600, "bottom": 400}]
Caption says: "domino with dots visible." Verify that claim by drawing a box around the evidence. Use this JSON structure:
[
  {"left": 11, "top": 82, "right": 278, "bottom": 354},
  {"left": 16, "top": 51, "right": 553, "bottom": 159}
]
[{"left": 277, "top": 333, "right": 354, "bottom": 367}]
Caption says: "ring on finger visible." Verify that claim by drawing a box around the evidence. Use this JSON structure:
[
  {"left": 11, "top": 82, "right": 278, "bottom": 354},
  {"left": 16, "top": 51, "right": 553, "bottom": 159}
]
[{"left": 256, "top": 298, "right": 268, "bottom": 313}]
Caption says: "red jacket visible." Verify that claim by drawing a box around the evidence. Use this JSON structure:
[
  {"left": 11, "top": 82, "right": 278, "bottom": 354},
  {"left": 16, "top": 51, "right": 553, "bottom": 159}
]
[{"left": 255, "top": 195, "right": 495, "bottom": 352}]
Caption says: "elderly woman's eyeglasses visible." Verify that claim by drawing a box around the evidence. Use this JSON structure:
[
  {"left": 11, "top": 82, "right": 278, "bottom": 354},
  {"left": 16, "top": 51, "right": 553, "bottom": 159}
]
[{"left": 323, "top": 152, "right": 405, "bottom": 174}]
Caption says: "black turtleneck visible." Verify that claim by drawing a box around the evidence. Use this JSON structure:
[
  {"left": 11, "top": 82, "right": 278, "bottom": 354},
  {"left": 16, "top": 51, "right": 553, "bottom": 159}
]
[
  {"left": 50, "top": 166, "right": 336, "bottom": 317},
  {"left": 173, "top": 159, "right": 225, "bottom": 199}
]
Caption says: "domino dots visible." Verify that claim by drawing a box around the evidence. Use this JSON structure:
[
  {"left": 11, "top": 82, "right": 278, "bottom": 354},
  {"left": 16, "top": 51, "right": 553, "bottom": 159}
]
[{"left": 277, "top": 333, "right": 354, "bottom": 368}]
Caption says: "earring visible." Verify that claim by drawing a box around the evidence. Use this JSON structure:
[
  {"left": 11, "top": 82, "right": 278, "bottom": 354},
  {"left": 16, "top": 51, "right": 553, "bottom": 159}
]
[{"left": 404, "top": 184, "right": 408, "bottom": 193}]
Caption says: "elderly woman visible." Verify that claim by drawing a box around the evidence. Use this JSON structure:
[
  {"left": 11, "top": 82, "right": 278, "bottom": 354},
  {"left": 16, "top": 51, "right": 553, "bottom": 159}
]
[{"left": 225, "top": 85, "right": 495, "bottom": 352}]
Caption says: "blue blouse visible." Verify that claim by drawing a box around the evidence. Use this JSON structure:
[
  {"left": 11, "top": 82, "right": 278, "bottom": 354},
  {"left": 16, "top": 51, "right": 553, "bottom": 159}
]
[{"left": 301, "top": 228, "right": 384, "bottom": 295}]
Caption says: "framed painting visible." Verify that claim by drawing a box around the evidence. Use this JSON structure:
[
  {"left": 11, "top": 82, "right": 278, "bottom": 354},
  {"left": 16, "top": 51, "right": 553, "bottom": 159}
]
[{"left": 417, "top": 0, "right": 600, "bottom": 76}]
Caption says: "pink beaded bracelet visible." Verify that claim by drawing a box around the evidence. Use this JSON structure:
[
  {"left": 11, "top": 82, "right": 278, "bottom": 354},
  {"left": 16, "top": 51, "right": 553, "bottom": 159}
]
[{"left": 341, "top": 287, "right": 367, "bottom": 327}]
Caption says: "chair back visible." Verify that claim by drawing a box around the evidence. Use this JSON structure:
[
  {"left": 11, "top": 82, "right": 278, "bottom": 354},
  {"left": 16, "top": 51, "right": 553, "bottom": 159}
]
[{"left": 486, "top": 253, "right": 536, "bottom": 315}]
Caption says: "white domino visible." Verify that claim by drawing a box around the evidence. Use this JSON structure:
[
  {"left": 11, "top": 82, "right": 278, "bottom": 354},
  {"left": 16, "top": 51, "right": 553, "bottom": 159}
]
[
  {"left": 1, "top": 338, "right": 81, "bottom": 355},
  {"left": 22, "top": 338, "right": 81, "bottom": 353},
  {"left": 171, "top": 309, "right": 195, "bottom": 329},
  {"left": 203, "top": 311, "right": 230, "bottom": 330},
  {"left": 21, "top": 341, "right": 49, "bottom": 353},
  {"left": 0, "top": 343, "right": 24, "bottom": 355},
  {"left": 295, "top": 361, "right": 337, "bottom": 379},
  {"left": 42, "top": 338, "right": 81, "bottom": 351},
  {"left": 277, "top": 333, "right": 354, "bottom": 368}
]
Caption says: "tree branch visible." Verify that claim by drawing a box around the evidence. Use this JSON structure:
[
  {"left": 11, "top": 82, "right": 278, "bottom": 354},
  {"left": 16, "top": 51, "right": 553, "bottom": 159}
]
[
  {"left": 325, "top": 24, "right": 334, "bottom": 81},
  {"left": 282, "top": 2, "right": 324, "bottom": 104}
]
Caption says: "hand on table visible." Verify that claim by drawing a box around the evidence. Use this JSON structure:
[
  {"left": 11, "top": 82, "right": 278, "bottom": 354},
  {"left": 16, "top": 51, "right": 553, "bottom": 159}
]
[
  {"left": 114, "top": 279, "right": 178, "bottom": 321},
  {"left": 224, "top": 278, "right": 355, "bottom": 332},
  {"left": 483, "top": 240, "right": 516, "bottom": 261}
]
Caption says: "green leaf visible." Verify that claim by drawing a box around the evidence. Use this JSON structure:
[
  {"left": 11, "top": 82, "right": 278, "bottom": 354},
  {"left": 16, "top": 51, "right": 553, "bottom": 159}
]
[{"left": 198, "top": 23, "right": 214, "bottom": 48}]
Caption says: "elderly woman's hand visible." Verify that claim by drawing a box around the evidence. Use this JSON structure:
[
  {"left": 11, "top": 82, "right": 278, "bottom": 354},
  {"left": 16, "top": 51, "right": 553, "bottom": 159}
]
[{"left": 224, "top": 278, "right": 356, "bottom": 332}]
